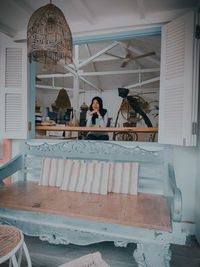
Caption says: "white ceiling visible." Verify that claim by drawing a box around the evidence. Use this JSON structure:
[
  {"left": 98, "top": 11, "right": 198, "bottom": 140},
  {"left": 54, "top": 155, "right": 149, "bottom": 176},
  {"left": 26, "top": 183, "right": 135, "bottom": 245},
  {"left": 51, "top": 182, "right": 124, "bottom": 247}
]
[
  {"left": 0, "top": 0, "right": 198, "bottom": 40},
  {"left": 0, "top": 0, "right": 199, "bottom": 96}
]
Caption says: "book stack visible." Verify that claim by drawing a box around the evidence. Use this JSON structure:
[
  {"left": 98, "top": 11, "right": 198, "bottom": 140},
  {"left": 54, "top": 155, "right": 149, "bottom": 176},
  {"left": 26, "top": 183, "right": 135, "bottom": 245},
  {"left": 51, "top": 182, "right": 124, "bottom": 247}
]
[{"left": 35, "top": 112, "right": 42, "bottom": 125}]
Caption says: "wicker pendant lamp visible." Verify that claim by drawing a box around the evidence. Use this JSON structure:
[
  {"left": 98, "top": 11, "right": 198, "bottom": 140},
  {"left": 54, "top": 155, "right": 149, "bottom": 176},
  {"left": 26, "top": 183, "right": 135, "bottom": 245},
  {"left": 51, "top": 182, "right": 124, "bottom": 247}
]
[{"left": 27, "top": 1, "right": 73, "bottom": 65}]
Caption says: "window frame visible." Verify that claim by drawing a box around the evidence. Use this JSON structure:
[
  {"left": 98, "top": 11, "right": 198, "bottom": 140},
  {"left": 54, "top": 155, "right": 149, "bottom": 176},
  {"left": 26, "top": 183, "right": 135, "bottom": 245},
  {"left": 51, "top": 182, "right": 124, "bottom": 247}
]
[{"left": 30, "top": 26, "right": 161, "bottom": 141}]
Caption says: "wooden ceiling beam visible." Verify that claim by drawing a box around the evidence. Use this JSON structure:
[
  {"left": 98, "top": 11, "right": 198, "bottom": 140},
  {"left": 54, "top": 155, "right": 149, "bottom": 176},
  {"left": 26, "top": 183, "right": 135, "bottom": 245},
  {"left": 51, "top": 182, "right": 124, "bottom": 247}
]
[
  {"left": 36, "top": 84, "right": 85, "bottom": 93},
  {"left": 37, "top": 68, "right": 159, "bottom": 79},
  {"left": 63, "top": 65, "right": 77, "bottom": 76},
  {"left": 37, "top": 73, "right": 73, "bottom": 79},
  {"left": 125, "top": 76, "right": 160, "bottom": 89},
  {"left": 79, "top": 56, "right": 121, "bottom": 63},
  {"left": 80, "top": 68, "right": 160, "bottom": 77},
  {"left": 36, "top": 85, "right": 73, "bottom": 91},
  {"left": 78, "top": 41, "right": 119, "bottom": 69},
  {"left": 79, "top": 76, "right": 103, "bottom": 93}
]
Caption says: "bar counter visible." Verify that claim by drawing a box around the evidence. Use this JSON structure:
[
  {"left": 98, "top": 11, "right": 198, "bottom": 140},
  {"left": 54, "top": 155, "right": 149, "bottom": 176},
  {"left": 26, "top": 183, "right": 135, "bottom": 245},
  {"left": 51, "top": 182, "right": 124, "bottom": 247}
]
[
  {"left": 35, "top": 126, "right": 158, "bottom": 141},
  {"left": 35, "top": 126, "right": 158, "bottom": 133}
]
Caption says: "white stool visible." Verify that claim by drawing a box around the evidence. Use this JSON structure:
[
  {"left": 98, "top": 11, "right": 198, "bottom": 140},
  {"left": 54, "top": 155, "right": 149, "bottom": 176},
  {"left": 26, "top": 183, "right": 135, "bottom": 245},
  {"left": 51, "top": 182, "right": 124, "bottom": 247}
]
[{"left": 0, "top": 225, "right": 32, "bottom": 267}]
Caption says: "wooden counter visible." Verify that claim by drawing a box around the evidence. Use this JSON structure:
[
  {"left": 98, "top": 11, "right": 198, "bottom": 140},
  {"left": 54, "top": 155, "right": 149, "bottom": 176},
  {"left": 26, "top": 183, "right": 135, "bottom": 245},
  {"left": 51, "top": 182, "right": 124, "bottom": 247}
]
[
  {"left": 35, "top": 125, "right": 158, "bottom": 133},
  {"left": 35, "top": 126, "right": 158, "bottom": 141}
]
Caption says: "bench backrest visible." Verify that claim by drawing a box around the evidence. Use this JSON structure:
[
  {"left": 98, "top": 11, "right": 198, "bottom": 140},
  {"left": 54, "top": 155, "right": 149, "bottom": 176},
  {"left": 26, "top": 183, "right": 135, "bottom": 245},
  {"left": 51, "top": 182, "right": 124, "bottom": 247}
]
[{"left": 20, "top": 141, "right": 172, "bottom": 196}]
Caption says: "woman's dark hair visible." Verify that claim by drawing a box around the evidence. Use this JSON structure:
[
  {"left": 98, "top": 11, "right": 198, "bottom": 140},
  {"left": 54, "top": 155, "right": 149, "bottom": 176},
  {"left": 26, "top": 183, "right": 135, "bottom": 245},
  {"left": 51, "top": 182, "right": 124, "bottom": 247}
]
[{"left": 89, "top": 96, "right": 107, "bottom": 125}]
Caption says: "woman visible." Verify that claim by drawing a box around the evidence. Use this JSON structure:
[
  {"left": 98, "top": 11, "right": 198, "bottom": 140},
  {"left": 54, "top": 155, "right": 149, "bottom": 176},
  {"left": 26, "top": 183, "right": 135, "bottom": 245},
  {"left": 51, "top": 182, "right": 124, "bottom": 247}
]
[{"left": 86, "top": 96, "right": 109, "bottom": 140}]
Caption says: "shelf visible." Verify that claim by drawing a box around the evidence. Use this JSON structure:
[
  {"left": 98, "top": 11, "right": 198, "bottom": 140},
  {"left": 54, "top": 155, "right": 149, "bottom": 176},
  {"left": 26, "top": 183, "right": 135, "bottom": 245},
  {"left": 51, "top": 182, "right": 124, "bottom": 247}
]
[{"left": 35, "top": 136, "right": 77, "bottom": 140}]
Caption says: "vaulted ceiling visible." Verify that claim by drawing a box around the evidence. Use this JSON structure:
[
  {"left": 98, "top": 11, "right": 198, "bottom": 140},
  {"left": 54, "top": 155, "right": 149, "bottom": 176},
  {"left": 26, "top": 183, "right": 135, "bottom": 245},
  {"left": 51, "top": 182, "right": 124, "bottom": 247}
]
[{"left": 36, "top": 38, "right": 161, "bottom": 93}]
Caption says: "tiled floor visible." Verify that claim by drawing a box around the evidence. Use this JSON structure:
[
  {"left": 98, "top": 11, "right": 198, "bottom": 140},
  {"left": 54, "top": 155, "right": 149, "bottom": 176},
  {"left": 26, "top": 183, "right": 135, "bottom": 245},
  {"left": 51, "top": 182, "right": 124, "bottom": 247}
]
[{"left": 1, "top": 235, "right": 200, "bottom": 267}]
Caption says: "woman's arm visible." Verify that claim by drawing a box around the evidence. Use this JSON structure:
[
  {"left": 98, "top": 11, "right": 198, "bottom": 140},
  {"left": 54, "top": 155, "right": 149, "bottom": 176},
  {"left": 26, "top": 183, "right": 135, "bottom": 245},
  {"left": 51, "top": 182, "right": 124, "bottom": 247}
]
[
  {"left": 99, "top": 112, "right": 108, "bottom": 127},
  {"left": 86, "top": 110, "right": 92, "bottom": 127}
]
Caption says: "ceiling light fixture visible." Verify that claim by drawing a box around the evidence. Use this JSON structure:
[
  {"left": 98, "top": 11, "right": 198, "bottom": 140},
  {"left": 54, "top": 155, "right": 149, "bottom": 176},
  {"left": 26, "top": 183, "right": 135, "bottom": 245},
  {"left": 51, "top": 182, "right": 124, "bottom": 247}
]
[{"left": 27, "top": 0, "right": 73, "bottom": 65}]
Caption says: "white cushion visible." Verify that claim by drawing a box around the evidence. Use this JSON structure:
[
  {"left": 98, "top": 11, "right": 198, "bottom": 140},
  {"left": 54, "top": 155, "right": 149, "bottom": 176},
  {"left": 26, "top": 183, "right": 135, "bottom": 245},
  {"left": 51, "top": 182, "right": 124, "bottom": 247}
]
[
  {"left": 108, "top": 162, "right": 139, "bottom": 195},
  {"left": 40, "top": 158, "right": 79, "bottom": 187},
  {"left": 40, "top": 158, "right": 53, "bottom": 186},
  {"left": 61, "top": 160, "right": 109, "bottom": 195},
  {"left": 40, "top": 158, "right": 139, "bottom": 195},
  {"left": 55, "top": 159, "right": 66, "bottom": 187}
]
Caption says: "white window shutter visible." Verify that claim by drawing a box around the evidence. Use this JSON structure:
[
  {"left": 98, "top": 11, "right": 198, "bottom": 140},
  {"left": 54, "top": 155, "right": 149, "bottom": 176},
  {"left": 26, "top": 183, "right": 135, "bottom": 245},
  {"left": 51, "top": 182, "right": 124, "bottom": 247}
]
[
  {"left": 158, "top": 11, "right": 199, "bottom": 146},
  {"left": 0, "top": 43, "right": 28, "bottom": 139}
]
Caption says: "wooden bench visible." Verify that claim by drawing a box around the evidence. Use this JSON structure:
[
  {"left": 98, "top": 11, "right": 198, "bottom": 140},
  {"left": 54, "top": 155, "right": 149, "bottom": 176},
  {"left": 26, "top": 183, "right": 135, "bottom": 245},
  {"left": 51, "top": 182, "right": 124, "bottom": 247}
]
[{"left": 0, "top": 140, "right": 186, "bottom": 266}]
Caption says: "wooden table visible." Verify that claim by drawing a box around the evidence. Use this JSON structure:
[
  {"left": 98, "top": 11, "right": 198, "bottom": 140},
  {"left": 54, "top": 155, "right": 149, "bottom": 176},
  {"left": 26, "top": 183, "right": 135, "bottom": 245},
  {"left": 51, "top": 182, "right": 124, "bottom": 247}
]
[{"left": 35, "top": 126, "right": 158, "bottom": 141}]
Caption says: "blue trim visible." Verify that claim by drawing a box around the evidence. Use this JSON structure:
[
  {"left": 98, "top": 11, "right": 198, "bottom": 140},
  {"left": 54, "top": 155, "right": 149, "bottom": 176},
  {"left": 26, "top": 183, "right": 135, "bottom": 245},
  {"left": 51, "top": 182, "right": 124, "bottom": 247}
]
[
  {"left": 29, "top": 55, "right": 36, "bottom": 139},
  {"left": 73, "top": 27, "right": 161, "bottom": 45}
]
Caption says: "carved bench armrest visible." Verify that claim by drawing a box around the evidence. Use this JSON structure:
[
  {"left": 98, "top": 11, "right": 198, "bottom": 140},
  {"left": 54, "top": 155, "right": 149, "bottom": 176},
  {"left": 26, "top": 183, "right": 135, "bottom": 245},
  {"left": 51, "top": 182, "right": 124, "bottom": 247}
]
[
  {"left": 0, "top": 155, "right": 23, "bottom": 182},
  {"left": 168, "top": 164, "right": 182, "bottom": 222}
]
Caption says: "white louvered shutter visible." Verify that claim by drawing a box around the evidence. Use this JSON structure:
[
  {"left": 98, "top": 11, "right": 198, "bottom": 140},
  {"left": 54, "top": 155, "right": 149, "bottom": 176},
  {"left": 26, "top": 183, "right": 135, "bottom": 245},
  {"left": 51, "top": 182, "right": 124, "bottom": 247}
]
[
  {"left": 0, "top": 44, "right": 28, "bottom": 139},
  {"left": 158, "top": 11, "right": 199, "bottom": 146}
]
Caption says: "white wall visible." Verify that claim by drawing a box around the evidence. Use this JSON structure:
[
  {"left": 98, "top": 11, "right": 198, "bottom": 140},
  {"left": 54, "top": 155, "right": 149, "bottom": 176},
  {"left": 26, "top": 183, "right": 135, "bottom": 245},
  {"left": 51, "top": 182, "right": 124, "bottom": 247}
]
[
  {"left": 0, "top": 139, "right": 3, "bottom": 159},
  {"left": 173, "top": 146, "right": 197, "bottom": 223},
  {"left": 36, "top": 89, "right": 58, "bottom": 117},
  {"left": 196, "top": 147, "right": 200, "bottom": 242}
]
